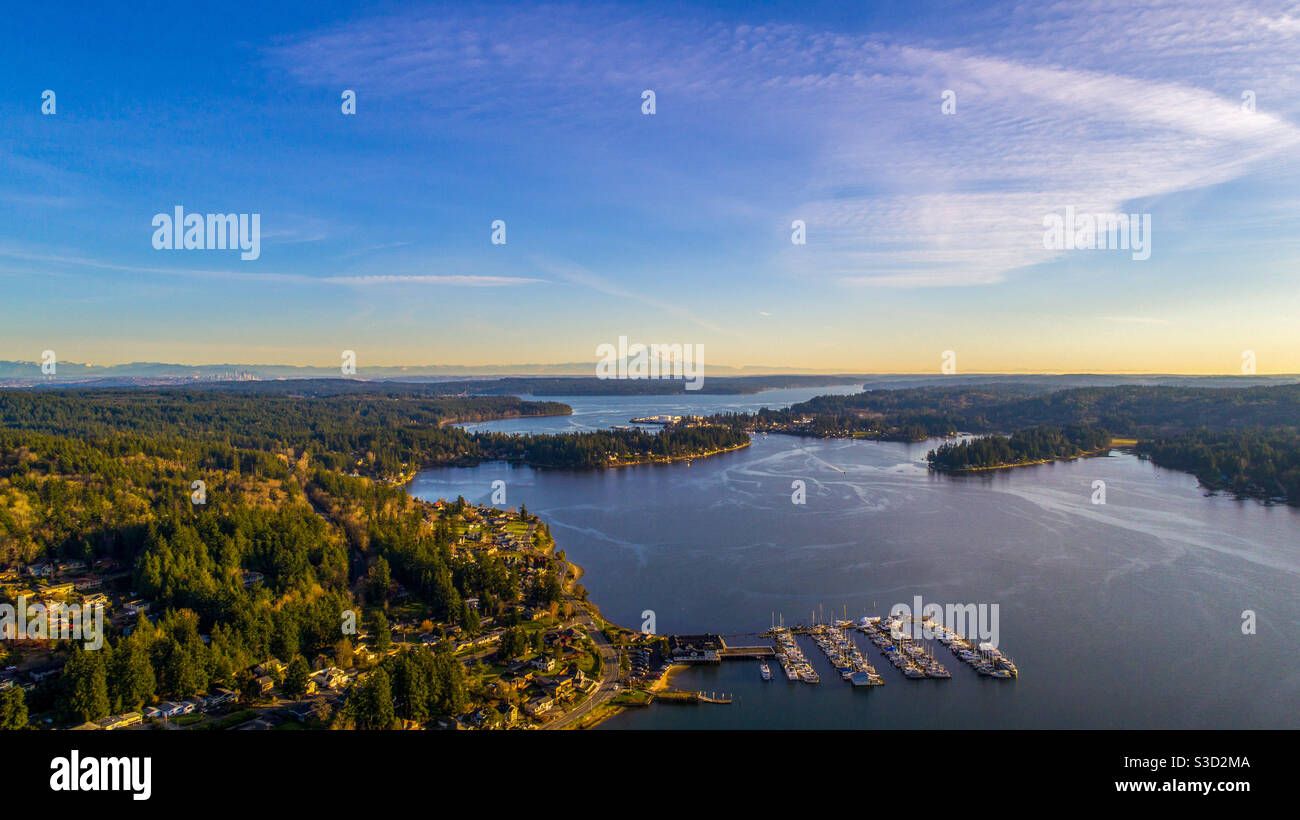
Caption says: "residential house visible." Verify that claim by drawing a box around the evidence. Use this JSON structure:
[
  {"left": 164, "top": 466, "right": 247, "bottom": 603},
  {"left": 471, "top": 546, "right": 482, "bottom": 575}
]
[
  {"left": 311, "top": 667, "right": 348, "bottom": 691},
  {"left": 530, "top": 655, "right": 556, "bottom": 672},
  {"left": 494, "top": 701, "right": 518, "bottom": 726},
  {"left": 524, "top": 695, "right": 555, "bottom": 716}
]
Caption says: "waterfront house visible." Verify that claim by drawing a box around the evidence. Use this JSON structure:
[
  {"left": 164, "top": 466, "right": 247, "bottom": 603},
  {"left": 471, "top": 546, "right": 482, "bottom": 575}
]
[{"left": 668, "top": 634, "right": 723, "bottom": 663}]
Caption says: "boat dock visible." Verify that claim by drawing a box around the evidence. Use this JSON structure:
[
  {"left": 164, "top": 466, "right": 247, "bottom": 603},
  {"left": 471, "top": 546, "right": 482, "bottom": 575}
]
[
  {"left": 771, "top": 626, "right": 820, "bottom": 683},
  {"left": 930, "top": 622, "right": 1019, "bottom": 678},
  {"left": 858, "top": 616, "right": 951, "bottom": 679},
  {"left": 808, "top": 622, "right": 883, "bottom": 686},
  {"left": 719, "top": 645, "right": 775, "bottom": 658},
  {"left": 655, "top": 689, "right": 733, "bottom": 704},
  {"left": 659, "top": 613, "right": 1016, "bottom": 704}
]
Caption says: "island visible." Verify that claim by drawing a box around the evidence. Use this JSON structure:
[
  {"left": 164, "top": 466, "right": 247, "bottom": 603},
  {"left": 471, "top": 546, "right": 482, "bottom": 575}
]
[{"left": 925, "top": 425, "right": 1112, "bottom": 472}]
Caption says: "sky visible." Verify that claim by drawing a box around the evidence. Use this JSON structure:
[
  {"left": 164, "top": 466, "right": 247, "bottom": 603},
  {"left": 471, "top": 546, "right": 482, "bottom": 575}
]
[{"left": 2, "top": 0, "right": 1300, "bottom": 374}]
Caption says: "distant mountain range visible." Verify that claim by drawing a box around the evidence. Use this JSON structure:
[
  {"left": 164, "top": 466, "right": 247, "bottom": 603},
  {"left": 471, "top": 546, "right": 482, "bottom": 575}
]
[
  {"left": 1, "top": 360, "right": 1297, "bottom": 393},
  {"left": 0, "top": 359, "right": 843, "bottom": 382}
]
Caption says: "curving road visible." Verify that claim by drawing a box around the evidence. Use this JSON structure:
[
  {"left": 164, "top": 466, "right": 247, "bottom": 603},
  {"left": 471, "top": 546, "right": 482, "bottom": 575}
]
[{"left": 544, "top": 603, "right": 619, "bottom": 729}]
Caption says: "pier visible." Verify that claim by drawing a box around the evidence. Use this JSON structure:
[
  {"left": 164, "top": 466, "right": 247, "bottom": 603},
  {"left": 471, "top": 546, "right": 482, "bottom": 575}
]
[
  {"left": 654, "top": 689, "right": 733, "bottom": 704},
  {"left": 929, "top": 622, "right": 1019, "bottom": 678},
  {"left": 653, "top": 614, "right": 1017, "bottom": 707},
  {"left": 808, "top": 623, "right": 883, "bottom": 686},
  {"left": 858, "top": 616, "right": 951, "bottom": 679},
  {"left": 719, "top": 645, "right": 774, "bottom": 658}
]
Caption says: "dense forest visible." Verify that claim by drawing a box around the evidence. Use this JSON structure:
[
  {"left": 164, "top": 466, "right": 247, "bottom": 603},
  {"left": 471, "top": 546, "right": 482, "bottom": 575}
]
[
  {"left": 474, "top": 425, "right": 748, "bottom": 468},
  {"left": 780, "top": 383, "right": 1300, "bottom": 438},
  {"left": 0, "top": 386, "right": 748, "bottom": 727},
  {"left": 926, "top": 425, "right": 1112, "bottom": 471},
  {"left": 0, "top": 389, "right": 747, "bottom": 477},
  {"left": 0, "top": 417, "right": 537, "bottom": 726},
  {"left": 1135, "top": 429, "right": 1300, "bottom": 502}
]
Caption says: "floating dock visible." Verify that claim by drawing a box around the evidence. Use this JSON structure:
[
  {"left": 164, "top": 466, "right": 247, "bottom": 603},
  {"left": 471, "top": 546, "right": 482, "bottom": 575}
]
[
  {"left": 930, "top": 623, "right": 1018, "bottom": 678},
  {"left": 808, "top": 623, "right": 883, "bottom": 686},
  {"left": 857, "top": 617, "right": 951, "bottom": 679}
]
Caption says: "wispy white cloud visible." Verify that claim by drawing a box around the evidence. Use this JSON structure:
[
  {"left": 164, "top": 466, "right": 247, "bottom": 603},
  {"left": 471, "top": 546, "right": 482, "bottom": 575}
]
[
  {"left": 270, "top": 2, "right": 1300, "bottom": 289},
  {"left": 538, "top": 258, "right": 734, "bottom": 336},
  {"left": 322, "top": 274, "right": 543, "bottom": 286},
  {"left": 0, "top": 245, "right": 544, "bottom": 287}
]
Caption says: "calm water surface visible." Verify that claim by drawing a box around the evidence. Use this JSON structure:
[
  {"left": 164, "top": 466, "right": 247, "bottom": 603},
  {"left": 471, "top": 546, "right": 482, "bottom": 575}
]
[{"left": 408, "top": 388, "right": 1300, "bottom": 729}]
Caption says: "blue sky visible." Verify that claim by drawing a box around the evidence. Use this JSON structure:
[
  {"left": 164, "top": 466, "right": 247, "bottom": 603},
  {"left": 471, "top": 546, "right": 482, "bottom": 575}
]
[{"left": 3, "top": 0, "right": 1300, "bottom": 373}]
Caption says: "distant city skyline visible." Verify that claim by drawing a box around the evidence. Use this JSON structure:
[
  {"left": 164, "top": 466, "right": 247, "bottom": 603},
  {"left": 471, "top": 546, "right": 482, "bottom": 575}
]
[{"left": 3, "top": 0, "right": 1300, "bottom": 373}]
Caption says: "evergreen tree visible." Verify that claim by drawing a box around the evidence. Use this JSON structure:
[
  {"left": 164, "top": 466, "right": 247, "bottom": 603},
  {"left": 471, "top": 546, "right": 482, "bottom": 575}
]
[
  {"left": 282, "top": 655, "right": 310, "bottom": 699},
  {"left": 110, "top": 635, "right": 156, "bottom": 711},
  {"left": 370, "top": 611, "right": 392, "bottom": 653},
  {"left": 349, "top": 669, "right": 396, "bottom": 729},
  {"left": 0, "top": 686, "right": 27, "bottom": 729},
  {"left": 64, "top": 647, "right": 111, "bottom": 723}
]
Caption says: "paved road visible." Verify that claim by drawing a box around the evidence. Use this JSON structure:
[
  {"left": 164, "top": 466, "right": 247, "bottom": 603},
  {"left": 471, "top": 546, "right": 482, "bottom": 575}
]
[{"left": 544, "top": 603, "right": 619, "bottom": 729}]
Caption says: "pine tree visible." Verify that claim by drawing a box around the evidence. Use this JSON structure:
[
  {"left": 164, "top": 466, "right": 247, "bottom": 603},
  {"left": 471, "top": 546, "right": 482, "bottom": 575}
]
[
  {"left": 282, "top": 655, "right": 310, "bottom": 699},
  {"left": 0, "top": 686, "right": 27, "bottom": 729},
  {"left": 64, "top": 647, "right": 111, "bottom": 723}
]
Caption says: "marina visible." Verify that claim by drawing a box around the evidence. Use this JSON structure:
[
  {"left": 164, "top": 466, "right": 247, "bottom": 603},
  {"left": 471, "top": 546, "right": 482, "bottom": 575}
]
[
  {"left": 665, "top": 607, "right": 1017, "bottom": 698},
  {"left": 857, "top": 616, "right": 952, "bottom": 679},
  {"left": 770, "top": 625, "right": 820, "bottom": 683},
  {"left": 931, "top": 622, "right": 1019, "bottom": 678},
  {"left": 809, "top": 622, "right": 884, "bottom": 686}
]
